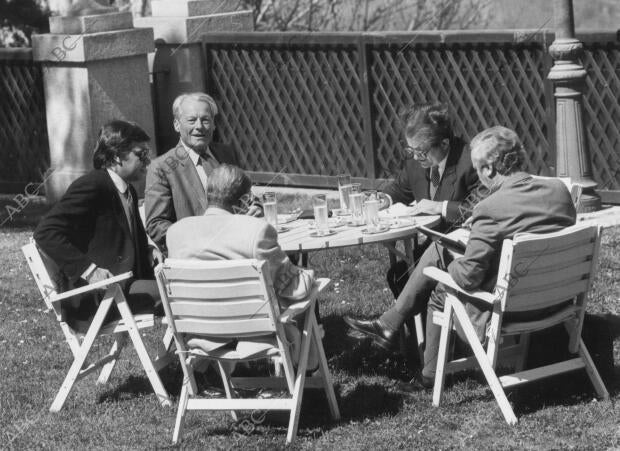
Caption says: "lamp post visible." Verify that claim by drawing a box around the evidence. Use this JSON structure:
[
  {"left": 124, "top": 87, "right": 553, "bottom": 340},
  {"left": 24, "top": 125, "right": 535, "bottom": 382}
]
[{"left": 548, "top": 0, "right": 600, "bottom": 211}]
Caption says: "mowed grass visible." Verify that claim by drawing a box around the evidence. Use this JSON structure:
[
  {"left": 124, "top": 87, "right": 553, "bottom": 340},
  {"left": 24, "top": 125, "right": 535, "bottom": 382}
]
[{"left": 1, "top": 199, "right": 620, "bottom": 450}]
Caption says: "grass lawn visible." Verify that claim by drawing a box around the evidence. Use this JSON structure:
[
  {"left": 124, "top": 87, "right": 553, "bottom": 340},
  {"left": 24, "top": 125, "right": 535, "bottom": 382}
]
[{"left": 1, "top": 199, "right": 619, "bottom": 449}]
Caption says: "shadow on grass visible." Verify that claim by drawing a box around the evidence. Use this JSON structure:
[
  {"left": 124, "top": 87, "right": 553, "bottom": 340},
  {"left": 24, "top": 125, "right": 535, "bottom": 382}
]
[
  {"left": 321, "top": 314, "right": 411, "bottom": 381},
  {"left": 97, "top": 362, "right": 183, "bottom": 404}
]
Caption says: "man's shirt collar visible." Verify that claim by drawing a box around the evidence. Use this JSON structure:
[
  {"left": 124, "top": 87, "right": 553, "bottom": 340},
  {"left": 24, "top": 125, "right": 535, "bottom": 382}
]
[
  {"left": 180, "top": 140, "right": 215, "bottom": 166},
  {"left": 435, "top": 153, "right": 449, "bottom": 178},
  {"left": 106, "top": 168, "right": 128, "bottom": 194}
]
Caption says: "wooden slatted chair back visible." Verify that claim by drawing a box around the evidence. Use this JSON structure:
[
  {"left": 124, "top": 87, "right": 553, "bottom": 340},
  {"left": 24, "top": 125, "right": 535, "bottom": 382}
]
[
  {"left": 22, "top": 241, "right": 63, "bottom": 318},
  {"left": 157, "top": 258, "right": 279, "bottom": 338},
  {"left": 493, "top": 224, "right": 601, "bottom": 313}
]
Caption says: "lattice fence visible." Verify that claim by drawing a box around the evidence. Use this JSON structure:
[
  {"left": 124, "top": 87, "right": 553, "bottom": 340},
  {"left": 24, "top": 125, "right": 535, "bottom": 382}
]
[
  {"left": 205, "top": 36, "right": 368, "bottom": 185},
  {"left": 369, "top": 40, "right": 553, "bottom": 179},
  {"left": 0, "top": 49, "right": 49, "bottom": 192},
  {"left": 203, "top": 32, "right": 562, "bottom": 188},
  {"left": 582, "top": 40, "right": 620, "bottom": 190}
]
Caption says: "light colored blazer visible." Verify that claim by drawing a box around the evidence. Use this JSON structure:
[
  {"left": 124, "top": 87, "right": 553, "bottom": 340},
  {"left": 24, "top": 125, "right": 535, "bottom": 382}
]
[
  {"left": 166, "top": 207, "right": 314, "bottom": 304},
  {"left": 144, "top": 141, "right": 238, "bottom": 252}
]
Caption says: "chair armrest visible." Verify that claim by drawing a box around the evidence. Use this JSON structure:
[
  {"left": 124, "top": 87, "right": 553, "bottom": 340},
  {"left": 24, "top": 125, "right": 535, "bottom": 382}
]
[
  {"left": 279, "top": 278, "right": 331, "bottom": 323},
  {"left": 422, "top": 267, "right": 497, "bottom": 305},
  {"left": 50, "top": 272, "right": 133, "bottom": 303}
]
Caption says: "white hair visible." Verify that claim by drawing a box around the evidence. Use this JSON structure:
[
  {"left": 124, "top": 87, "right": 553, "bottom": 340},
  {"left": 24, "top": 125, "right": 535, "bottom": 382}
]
[{"left": 172, "top": 92, "right": 218, "bottom": 120}]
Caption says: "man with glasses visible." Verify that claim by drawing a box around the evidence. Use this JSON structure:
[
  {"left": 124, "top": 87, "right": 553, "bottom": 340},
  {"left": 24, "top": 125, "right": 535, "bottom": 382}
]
[
  {"left": 379, "top": 104, "right": 480, "bottom": 297},
  {"left": 34, "top": 120, "right": 162, "bottom": 332},
  {"left": 145, "top": 92, "right": 262, "bottom": 254},
  {"left": 344, "top": 104, "right": 479, "bottom": 353}
]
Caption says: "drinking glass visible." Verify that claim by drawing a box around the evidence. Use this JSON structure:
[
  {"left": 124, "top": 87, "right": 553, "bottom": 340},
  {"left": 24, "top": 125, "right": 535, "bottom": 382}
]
[
  {"left": 349, "top": 183, "right": 364, "bottom": 226},
  {"left": 337, "top": 173, "right": 352, "bottom": 212},
  {"left": 262, "top": 192, "right": 278, "bottom": 228},
  {"left": 312, "top": 194, "right": 329, "bottom": 235},
  {"left": 364, "top": 190, "right": 381, "bottom": 232}
]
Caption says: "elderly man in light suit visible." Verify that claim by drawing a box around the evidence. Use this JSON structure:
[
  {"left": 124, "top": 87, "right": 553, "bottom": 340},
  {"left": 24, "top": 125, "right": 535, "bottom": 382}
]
[
  {"left": 166, "top": 164, "right": 317, "bottom": 364},
  {"left": 145, "top": 92, "right": 261, "bottom": 254}
]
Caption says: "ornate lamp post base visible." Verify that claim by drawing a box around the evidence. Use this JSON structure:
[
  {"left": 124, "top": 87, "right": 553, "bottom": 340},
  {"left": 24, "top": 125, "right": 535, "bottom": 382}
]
[{"left": 549, "top": 3, "right": 601, "bottom": 212}]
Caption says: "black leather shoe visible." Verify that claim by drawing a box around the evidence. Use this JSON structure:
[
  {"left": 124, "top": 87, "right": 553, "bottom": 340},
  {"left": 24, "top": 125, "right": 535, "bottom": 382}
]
[
  {"left": 394, "top": 373, "right": 434, "bottom": 394},
  {"left": 343, "top": 316, "right": 398, "bottom": 351}
]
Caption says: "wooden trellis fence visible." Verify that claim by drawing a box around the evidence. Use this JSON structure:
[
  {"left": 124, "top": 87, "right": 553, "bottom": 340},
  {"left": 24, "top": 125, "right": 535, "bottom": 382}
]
[
  {"left": 201, "top": 30, "right": 620, "bottom": 201},
  {"left": 0, "top": 48, "right": 49, "bottom": 193}
]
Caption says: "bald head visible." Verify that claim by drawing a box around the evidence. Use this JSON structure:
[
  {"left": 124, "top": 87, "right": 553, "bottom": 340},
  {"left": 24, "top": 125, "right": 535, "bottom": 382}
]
[{"left": 470, "top": 126, "right": 526, "bottom": 187}]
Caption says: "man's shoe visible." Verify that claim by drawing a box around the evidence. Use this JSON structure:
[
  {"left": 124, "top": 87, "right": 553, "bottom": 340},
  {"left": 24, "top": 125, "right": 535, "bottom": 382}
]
[
  {"left": 343, "top": 316, "right": 398, "bottom": 351},
  {"left": 394, "top": 373, "right": 434, "bottom": 394}
]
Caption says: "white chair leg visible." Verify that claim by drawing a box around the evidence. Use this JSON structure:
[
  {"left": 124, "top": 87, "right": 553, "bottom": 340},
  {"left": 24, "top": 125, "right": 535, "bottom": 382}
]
[
  {"left": 451, "top": 300, "right": 518, "bottom": 425},
  {"left": 172, "top": 382, "right": 190, "bottom": 444},
  {"left": 578, "top": 338, "right": 609, "bottom": 400},
  {"left": 97, "top": 334, "right": 127, "bottom": 384},
  {"left": 433, "top": 300, "right": 454, "bottom": 407},
  {"left": 286, "top": 308, "right": 313, "bottom": 444},
  {"left": 50, "top": 296, "right": 113, "bottom": 412},
  {"left": 217, "top": 360, "right": 238, "bottom": 421},
  {"left": 115, "top": 297, "right": 171, "bottom": 407},
  {"left": 311, "top": 317, "right": 340, "bottom": 420}
]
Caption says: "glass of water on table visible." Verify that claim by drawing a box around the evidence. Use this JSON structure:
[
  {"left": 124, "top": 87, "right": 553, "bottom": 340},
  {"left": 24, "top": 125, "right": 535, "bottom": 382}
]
[
  {"left": 312, "top": 194, "right": 330, "bottom": 236},
  {"left": 337, "top": 173, "right": 352, "bottom": 213},
  {"left": 262, "top": 192, "right": 278, "bottom": 228},
  {"left": 349, "top": 183, "right": 364, "bottom": 226}
]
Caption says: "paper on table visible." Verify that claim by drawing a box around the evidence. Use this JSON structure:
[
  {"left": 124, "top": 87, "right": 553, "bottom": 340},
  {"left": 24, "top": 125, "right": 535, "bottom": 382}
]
[{"left": 380, "top": 202, "right": 417, "bottom": 217}]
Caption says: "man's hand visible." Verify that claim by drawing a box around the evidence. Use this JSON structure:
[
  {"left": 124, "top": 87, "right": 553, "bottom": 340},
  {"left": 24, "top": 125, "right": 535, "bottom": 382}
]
[
  {"left": 85, "top": 267, "right": 114, "bottom": 284},
  {"left": 411, "top": 199, "right": 443, "bottom": 215},
  {"left": 246, "top": 205, "right": 263, "bottom": 217}
]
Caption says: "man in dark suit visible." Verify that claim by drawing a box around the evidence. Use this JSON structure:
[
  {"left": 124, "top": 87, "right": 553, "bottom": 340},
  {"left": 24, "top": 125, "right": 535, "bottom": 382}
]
[
  {"left": 380, "top": 104, "right": 480, "bottom": 298},
  {"left": 34, "top": 120, "right": 161, "bottom": 332},
  {"left": 353, "top": 126, "right": 576, "bottom": 388},
  {"left": 145, "top": 92, "right": 261, "bottom": 253}
]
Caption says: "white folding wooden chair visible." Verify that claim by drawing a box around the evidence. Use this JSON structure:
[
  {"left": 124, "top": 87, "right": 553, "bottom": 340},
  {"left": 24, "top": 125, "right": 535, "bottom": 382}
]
[
  {"left": 22, "top": 241, "right": 173, "bottom": 412},
  {"left": 155, "top": 258, "right": 340, "bottom": 445},
  {"left": 423, "top": 224, "right": 609, "bottom": 424}
]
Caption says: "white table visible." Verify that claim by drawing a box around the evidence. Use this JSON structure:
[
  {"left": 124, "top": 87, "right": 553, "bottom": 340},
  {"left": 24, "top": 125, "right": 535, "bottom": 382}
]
[
  {"left": 278, "top": 215, "right": 441, "bottom": 264},
  {"left": 278, "top": 214, "right": 441, "bottom": 360}
]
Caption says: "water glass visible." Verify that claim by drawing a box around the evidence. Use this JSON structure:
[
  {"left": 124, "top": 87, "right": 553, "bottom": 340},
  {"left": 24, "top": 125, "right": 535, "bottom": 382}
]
[
  {"left": 349, "top": 183, "right": 364, "bottom": 225},
  {"left": 364, "top": 190, "right": 381, "bottom": 232},
  {"left": 262, "top": 192, "right": 278, "bottom": 228},
  {"left": 337, "top": 173, "right": 352, "bottom": 212},
  {"left": 312, "top": 194, "right": 329, "bottom": 235}
]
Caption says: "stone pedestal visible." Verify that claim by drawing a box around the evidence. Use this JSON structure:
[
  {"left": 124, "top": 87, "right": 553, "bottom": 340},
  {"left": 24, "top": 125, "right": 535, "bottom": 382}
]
[
  {"left": 134, "top": 0, "right": 253, "bottom": 152},
  {"left": 32, "top": 12, "right": 155, "bottom": 202}
]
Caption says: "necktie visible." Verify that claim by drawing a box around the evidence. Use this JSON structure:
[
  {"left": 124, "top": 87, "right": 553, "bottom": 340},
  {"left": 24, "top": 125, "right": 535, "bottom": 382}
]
[
  {"left": 430, "top": 166, "right": 440, "bottom": 187},
  {"left": 122, "top": 189, "right": 135, "bottom": 237},
  {"left": 196, "top": 153, "right": 218, "bottom": 191}
]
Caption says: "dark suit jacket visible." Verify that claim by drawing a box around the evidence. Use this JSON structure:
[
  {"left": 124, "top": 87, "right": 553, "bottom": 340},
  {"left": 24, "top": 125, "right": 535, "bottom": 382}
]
[
  {"left": 144, "top": 141, "right": 238, "bottom": 252},
  {"left": 34, "top": 169, "right": 153, "bottom": 320},
  {"left": 382, "top": 137, "right": 479, "bottom": 227},
  {"left": 440, "top": 173, "right": 577, "bottom": 341}
]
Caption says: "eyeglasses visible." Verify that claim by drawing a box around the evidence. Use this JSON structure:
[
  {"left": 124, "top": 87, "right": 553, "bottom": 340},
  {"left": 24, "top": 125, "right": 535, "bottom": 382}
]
[{"left": 401, "top": 144, "right": 431, "bottom": 160}]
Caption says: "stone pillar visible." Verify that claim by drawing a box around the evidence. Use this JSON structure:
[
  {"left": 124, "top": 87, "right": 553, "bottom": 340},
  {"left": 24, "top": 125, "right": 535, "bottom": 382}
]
[
  {"left": 548, "top": 0, "right": 601, "bottom": 211},
  {"left": 134, "top": 0, "right": 254, "bottom": 152},
  {"left": 32, "top": 12, "right": 155, "bottom": 201}
]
